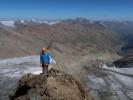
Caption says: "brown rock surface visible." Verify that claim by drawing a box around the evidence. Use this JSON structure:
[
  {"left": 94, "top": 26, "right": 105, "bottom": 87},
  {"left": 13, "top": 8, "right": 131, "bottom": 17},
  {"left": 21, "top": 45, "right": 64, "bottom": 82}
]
[{"left": 11, "top": 68, "right": 92, "bottom": 100}]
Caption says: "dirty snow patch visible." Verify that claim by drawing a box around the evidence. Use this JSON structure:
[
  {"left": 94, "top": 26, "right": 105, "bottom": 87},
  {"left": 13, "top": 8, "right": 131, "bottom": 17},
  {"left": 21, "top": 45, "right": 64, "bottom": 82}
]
[
  {"left": 0, "top": 21, "right": 15, "bottom": 27},
  {"left": 43, "top": 20, "right": 60, "bottom": 25}
]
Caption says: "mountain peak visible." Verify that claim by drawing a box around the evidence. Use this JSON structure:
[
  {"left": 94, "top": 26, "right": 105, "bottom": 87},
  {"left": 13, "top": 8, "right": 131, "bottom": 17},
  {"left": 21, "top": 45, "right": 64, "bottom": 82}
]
[{"left": 11, "top": 68, "right": 92, "bottom": 100}]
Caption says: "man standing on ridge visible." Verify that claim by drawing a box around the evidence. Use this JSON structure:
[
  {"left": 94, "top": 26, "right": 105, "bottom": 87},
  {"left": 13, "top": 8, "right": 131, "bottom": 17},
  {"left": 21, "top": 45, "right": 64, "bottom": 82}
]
[{"left": 40, "top": 48, "right": 56, "bottom": 75}]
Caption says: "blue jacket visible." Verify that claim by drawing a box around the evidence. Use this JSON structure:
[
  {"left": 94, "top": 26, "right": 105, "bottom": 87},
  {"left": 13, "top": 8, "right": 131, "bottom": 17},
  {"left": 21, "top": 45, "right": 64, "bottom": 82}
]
[{"left": 40, "top": 52, "right": 52, "bottom": 64}]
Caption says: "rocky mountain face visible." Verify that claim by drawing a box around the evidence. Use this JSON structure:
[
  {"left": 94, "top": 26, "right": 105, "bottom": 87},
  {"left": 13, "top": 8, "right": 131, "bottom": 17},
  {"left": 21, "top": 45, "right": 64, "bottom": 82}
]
[
  {"left": 11, "top": 68, "right": 92, "bottom": 100},
  {"left": 113, "top": 55, "right": 133, "bottom": 68},
  {"left": 0, "top": 18, "right": 122, "bottom": 59},
  {"left": 103, "top": 21, "right": 133, "bottom": 55}
]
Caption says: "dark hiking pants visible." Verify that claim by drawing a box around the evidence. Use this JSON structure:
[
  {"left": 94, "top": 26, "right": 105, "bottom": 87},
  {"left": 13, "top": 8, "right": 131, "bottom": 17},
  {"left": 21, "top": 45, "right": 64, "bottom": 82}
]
[{"left": 42, "top": 64, "right": 48, "bottom": 75}]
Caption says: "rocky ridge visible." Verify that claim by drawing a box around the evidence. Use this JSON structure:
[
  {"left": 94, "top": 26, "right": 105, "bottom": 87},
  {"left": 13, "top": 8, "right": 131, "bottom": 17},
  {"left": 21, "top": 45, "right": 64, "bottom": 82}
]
[{"left": 11, "top": 68, "right": 92, "bottom": 100}]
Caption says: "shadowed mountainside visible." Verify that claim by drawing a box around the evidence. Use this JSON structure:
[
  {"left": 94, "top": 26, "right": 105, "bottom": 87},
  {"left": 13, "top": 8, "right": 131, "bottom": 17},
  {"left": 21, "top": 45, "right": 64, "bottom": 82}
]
[
  {"left": 113, "top": 55, "right": 133, "bottom": 68},
  {"left": 103, "top": 21, "right": 133, "bottom": 55}
]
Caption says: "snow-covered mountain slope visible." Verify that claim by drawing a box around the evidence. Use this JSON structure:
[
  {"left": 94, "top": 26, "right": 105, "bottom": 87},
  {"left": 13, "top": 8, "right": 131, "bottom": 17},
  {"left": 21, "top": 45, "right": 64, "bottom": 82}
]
[
  {"left": 0, "top": 55, "right": 42, "bottom": 100},
  {"left": 42, "top": 20, "right": 60, "bottom": 25},
  {"left": 18, "top": 19, "right": 61, "bottom": 25},
  {"left": 0, "top": 19, "right": 61, "bottom": 28},
  {"left": 0, "top": 21, "right": 15, "bottom": 27},
  {"left": 83, "top": 65, "right": 133, "bottom": 100},
  {"left": 0, "top": 55, "right": 133, "bottom": 100}
]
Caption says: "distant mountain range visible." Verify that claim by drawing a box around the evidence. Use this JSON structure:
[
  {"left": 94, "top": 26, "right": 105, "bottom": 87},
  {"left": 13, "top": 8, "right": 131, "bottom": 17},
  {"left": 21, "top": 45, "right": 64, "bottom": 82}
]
[
  {"left": 103, "top": 21, "right": 133, "bottom": 55},
  {"left": 0, "top": 18, "right": 132, "bottom": 58}
]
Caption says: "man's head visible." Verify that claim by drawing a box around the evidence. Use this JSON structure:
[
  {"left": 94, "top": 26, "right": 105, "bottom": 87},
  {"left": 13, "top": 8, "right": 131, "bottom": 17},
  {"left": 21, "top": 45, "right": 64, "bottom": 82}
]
[{"left": 41, "top": 48, "right": 47, "bottom": 53}]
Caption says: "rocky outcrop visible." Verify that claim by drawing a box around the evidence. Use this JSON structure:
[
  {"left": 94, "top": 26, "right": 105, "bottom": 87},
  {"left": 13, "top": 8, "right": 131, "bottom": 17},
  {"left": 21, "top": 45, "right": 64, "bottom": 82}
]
[
  {"left": 11, "top": 68, "right": 92, "bottom": 100},
  {"left": 113, "top": 55, "right": 133, "bottom": 68}
]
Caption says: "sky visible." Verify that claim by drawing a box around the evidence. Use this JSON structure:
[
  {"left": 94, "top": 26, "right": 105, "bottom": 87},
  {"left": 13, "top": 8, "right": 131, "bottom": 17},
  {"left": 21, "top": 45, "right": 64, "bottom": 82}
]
[{"left": 0, "top": 0, "right": 133, "bottom": 21}]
